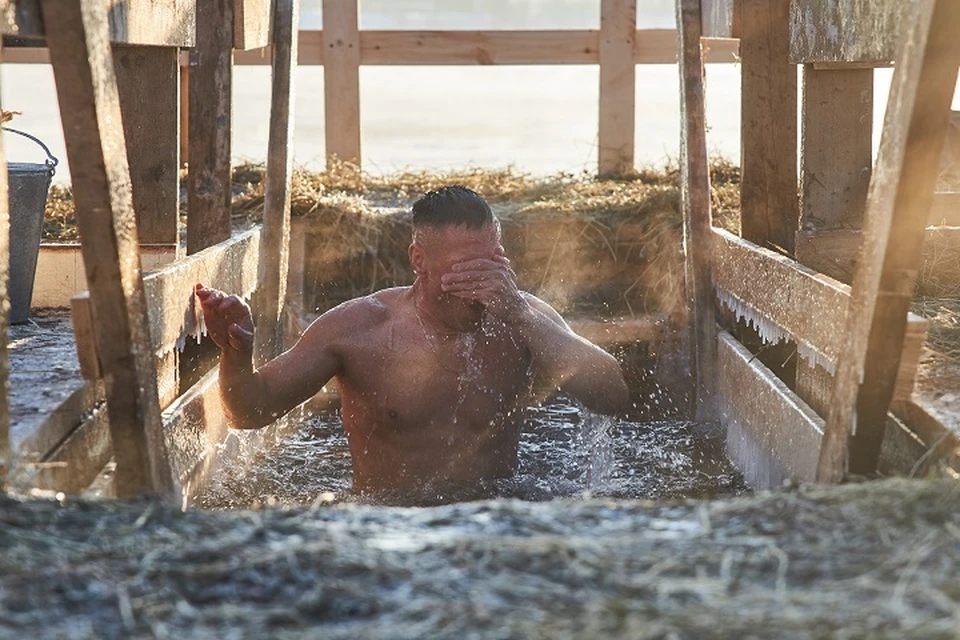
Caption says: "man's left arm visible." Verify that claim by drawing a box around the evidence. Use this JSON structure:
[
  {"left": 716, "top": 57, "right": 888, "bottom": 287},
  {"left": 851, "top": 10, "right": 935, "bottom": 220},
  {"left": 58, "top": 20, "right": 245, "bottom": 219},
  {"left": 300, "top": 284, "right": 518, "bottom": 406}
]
[
  {"left": 513, "top": 294, "right": 630, "bottom": 414},
  {"left": 442, "top": 253, "right": 629, "bottom": 414}
]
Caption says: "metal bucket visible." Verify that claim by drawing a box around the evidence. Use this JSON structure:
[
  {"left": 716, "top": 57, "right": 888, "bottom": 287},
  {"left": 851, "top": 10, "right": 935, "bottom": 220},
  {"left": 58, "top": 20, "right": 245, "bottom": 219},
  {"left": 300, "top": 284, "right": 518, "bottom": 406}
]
[{"left": 4, "top": 127, "right": 58, "bottom": 324}]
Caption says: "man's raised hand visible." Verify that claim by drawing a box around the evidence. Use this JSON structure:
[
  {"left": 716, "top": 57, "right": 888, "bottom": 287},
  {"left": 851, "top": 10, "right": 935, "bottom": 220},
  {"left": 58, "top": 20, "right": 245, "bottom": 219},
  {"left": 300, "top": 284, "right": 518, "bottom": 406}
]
[
  {"left": 195, "top": 284, "right": 255, "bottom": 355},
  {"left": 440, "top": 248, "right": 529, "bottom": 322}
]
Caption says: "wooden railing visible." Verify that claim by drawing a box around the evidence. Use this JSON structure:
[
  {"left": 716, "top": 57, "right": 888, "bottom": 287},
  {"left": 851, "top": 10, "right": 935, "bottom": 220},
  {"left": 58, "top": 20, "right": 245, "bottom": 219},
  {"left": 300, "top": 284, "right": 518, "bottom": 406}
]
[{"left": 3, "top": 18, "right": 739, "bottom": 177}]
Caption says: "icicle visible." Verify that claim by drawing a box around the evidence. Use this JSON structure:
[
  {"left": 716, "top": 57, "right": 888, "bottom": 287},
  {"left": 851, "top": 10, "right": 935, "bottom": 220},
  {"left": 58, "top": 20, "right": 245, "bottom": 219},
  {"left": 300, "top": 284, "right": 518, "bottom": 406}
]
[{"left": 717, "top": 290, "right": 789, "bottom": 345}]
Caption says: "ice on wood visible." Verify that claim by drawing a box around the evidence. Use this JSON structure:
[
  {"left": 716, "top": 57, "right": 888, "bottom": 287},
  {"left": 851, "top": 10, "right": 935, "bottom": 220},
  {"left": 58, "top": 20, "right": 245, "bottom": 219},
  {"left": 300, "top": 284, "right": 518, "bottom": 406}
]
[{"left": 717, "top": 289, "right": 838, "bottom": 375}]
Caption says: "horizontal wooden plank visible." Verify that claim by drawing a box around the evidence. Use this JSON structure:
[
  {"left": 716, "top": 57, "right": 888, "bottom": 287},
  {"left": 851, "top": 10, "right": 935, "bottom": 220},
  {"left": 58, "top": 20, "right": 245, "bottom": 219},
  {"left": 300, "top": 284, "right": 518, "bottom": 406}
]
[
  {"left": 789, "top": 0, "right": 899, "bottom": 64},
  {"left": 715, "top": 228, "right": 927, "bottom": 399},
  {"left": 360, "top": 30, "right": 599, "bottom": 65},
  {"left": 142, "top": 228, "right": 261, "bottom": 356},
  {"left": 5, "top": 29, "right": 741, "bottom": 66},
  {"left": 2, "top": 0, "right": 194, "bottom": 45},
  {"left": 25, "top": 404, "right": 112, "bottom": 495},
  {"left": 718, "top": 330, "right": 824, "bottom": 486},
  {"left": 930, "top": 192, "right": 960, "bottom": 226},
  {"left": 891, "top": 398, "right": 960, "bottom": 477},
  {"left": 567, "top": 314, "right": 665, "bottom": 346}
]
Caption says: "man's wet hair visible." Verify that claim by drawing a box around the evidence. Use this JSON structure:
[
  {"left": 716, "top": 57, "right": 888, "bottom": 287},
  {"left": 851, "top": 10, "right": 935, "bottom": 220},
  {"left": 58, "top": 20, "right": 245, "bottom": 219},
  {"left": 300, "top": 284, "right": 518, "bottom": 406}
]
[{"left": 412, "top": 186, "right": 495, "bottom": 232}]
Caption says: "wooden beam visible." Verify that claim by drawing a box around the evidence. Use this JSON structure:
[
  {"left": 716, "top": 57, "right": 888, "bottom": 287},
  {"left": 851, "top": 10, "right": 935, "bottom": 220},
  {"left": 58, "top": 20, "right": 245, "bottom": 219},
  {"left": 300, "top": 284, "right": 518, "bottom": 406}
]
[
  {"left": 740, "top": 0, "right": 798, "bottom": 254},
  {"left": 234, "top": 0, "right": 270, "bottom": 50},
  {"left": 143, "top": 227, "right": 261, "bottom": 357},
  {"left": 40, "top": 0, "right": 175, "bottom": 498},
  {"left": 27, "top": 404, "right": 111, "bottom": 495},
  {"left": 799, "top": 65, "right": 873, "bottom": 231},
  {"left": 930, "top": 192, "right": 960, "bottom": 226},
  {"left": 179, "top": 62, "right": 189, "bottom": 168},
  {"left": 188, "top": 0, "right": 233, "bottom": 254},
  {"left": 713, "top": 228, "right": 927, "bottom": 401},
  {"left": 322, "top": 0, "right": 360, "bottom": 167},
  {"left": 70, "top": 292, "right": 101, "bottom": 380},
  {"left": 359, "top": 30, "right": 599, "bottom": 65},
  {"left": 0, "top": 30, "right": 742, "bottom": 66},
  {"left": 114, "top": 44, "right": 180, "bottom": 248},
  {"left": 789, "top": 0, "right": 899, "bottom": 65},
  {"left": 0, "top": 43, "right": 9, "bottom": 490},
  {"left": 3, "top": 0, "right": 195, "bottom": 45},
  {"left": 254, "top": 0, "right": 298, "bottom": 365},
  {"left": 719, "top": 331, "right": 824, "bottom": 487},
  {"left": 817, "top": 0, "right": 960, "bottom": 482},
  {"left": 701, "top": 0, "right": 739, "bottom": 38},
  {"left": 677, "top": 0, "right": 718, "bottom": 420},
  {"left": 567, "top": 315, "right": 664, "bottom": 347},
  {"left": 1, "top": 0, "right": 43, "bottom": 37},
  {"left": 598, "top": 0, "right": 636, "bottom": 177}
]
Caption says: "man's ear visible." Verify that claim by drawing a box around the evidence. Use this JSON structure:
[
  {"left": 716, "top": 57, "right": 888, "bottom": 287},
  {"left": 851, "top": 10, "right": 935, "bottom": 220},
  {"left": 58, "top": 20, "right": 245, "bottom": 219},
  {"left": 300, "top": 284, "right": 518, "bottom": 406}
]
[{"left": 409, "top": 242, "right": 425, "bottom": 275}]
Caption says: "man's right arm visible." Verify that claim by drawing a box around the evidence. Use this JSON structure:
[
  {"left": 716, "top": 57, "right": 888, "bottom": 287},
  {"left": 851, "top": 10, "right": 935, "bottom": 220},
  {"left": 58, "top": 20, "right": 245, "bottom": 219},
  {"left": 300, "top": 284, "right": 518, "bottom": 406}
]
[{"left": 197, "top": 284, "right": 343, "bottom": 430}]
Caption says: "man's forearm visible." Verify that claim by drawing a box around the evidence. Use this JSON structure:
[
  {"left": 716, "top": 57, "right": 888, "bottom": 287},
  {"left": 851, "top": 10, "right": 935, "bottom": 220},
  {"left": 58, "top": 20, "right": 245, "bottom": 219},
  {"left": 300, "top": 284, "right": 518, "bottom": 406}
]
[
  {"left": 513, "top": 305, "right": 629, "bottom": 413},
  {"left": 219, "top": 349, "right": 271, "bottom": 429}
]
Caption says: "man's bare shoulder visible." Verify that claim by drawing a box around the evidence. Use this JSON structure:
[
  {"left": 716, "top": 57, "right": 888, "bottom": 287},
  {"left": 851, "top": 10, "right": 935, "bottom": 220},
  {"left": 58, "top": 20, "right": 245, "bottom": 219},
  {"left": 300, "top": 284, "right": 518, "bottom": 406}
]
[{"left": 304, "top": 286, "right": 411, "bottom": 335}]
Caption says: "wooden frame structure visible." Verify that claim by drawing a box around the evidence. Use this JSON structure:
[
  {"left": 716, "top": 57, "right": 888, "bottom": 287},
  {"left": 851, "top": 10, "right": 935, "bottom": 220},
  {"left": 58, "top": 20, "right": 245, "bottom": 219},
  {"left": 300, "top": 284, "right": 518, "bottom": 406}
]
[
  {"left": 3, "top": 0, "right": 740, "bottom": 177},
  {"left": 678, "top": 0, "right": 960, "bottom": 486},
  {"left": 2, "top": 0, "right": 958, "bottom": 499}
]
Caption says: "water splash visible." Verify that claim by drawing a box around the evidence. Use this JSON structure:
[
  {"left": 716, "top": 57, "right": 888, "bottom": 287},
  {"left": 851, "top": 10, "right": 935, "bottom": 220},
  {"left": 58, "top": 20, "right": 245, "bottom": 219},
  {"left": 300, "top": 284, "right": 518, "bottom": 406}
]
[{"left": 196, "top": 397, "right": 748, "bottom": 509}]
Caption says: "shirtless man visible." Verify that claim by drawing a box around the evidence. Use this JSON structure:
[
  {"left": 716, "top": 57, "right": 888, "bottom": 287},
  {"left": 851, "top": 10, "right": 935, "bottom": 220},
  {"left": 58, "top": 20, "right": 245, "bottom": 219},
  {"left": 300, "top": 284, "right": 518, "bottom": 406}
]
[{"left": 197, "top": 186, "right": 628, "bottom": 497}]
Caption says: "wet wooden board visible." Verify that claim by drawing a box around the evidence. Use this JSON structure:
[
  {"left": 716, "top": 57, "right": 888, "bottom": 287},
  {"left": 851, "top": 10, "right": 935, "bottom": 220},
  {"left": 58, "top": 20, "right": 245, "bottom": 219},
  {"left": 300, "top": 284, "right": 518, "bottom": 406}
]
[
  {"left": 0, "top": 41, "right": 9, "bottom": 488},
  {"left": 188, "top": 0, "right": 233, "bottom": 253},
  {"left": 566, "top": 315, "right": 664, "bottom": 346},
  {"left": 41, "top": 0, "right": 174, "bottom": 498},
  {"left": 678, "top": 0, "right": 718, "bottom": 419},
  {"left": 3, "top": 0, "right": 195, "bottom": 45},
  {"left": 799, "top": 65, "right": 873, "bottom": 230},
  {"left": 4, "top": 30, "right": 741, "bottom": 66},
  {"left": 142, "top": 228, "right": 261, "bottom": 357},
  {"left": 740, "top": 0, "right": 799, "bottom": 253},
  {"left": 817, "top": 0, "right": 960, "bottom": 481},
  {"left": 713, "top": 228, "right": 928, "bottom": 402},
  {"left": 234, "top": 0, "right": 270, "bottom": 50},
  {"left": 254, "top": 0, "right": 298, "bottom": 365},
  {"left": 718, "top": 331, "right": 824, "bottom": 486},
  {"left": 702, "top": 0, "right": 738, "bottom": 38},
  {"left": 929, "top": 193, "right": 960, "bottom": 226},
  {"left": 598, "top": 0, "right": 635, "bottom": 177},
  {"left": 114, "top": 45, "right": 180, "bottom": 248},
  {"left": 789, "top": 0, "right": 900, "bottom": 64}
]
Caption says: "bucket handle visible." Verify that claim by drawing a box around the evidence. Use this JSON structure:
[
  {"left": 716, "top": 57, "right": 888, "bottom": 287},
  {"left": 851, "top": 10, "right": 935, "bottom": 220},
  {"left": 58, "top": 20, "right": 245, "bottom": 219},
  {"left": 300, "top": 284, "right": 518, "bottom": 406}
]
[{"left": 2, "top": 126, "right": 59, "bottom": 177}]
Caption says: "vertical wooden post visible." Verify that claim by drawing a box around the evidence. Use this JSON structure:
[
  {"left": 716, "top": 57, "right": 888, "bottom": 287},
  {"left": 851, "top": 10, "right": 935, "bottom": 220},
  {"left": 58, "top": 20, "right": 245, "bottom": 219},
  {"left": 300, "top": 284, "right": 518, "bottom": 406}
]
[
  {"left": 817, "top": 0, "right": 960, "bottom": 483},
  {"left": 598, "top": 0, "right": 636, "bottom": 177},
  {"left": 188, "top": 0, "right": 234, "bottom": 254},
  {"left": 677, "top": 0, "right": 717, "bottom": 420},
  {"left": 740, "top": 0, "right": 798, "bottom": 253},
  {"left": 800, "top": 66, "right": 873, "bottom": 231},
  {"left": 322, "top": 0, "right": 360, "bottom": 168},
  {"left": 0, "top": 44, "right": 10, "bottom": 491},
  {"left": 254, "top": 0, "right": 299, "bottom": 365},
  {"left": 180, "top": 63, "right": 190, "bottom": 169},
  {"left": 40, "top": 0, "right": 175, "bottom": 498},
  {"left": 114, "top": 45, "right": 181, "bottom": 251}
]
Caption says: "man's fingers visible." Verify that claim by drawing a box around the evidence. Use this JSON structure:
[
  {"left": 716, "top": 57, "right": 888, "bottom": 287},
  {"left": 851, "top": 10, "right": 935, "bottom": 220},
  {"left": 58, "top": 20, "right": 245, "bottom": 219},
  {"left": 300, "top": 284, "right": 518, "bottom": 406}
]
[
  {"left": 450, "top": 258, "right": 505, "bottom": 272},
  {"left": 226, "top": 322, "right": 254, "bottom": 352}
]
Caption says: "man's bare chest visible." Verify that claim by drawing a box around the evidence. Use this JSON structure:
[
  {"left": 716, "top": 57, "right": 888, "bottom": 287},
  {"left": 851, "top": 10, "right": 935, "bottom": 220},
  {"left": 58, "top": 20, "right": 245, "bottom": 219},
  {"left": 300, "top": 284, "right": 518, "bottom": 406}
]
[{"left": 338, "top": 322, "right": 531, "bottom": 421}]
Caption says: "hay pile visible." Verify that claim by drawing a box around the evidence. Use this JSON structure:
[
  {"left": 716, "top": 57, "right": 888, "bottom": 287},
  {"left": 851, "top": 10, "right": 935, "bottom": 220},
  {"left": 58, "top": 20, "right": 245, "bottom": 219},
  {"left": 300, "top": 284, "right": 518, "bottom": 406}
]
[
  {"left": 1, "top": 479, "right": 959, "bottom": 637},
  {"left": 229, "top": 158, "right": 741, "bottom": 318},
  {"left": 43, "top": 160, "right": 742, "bottom": 319}
]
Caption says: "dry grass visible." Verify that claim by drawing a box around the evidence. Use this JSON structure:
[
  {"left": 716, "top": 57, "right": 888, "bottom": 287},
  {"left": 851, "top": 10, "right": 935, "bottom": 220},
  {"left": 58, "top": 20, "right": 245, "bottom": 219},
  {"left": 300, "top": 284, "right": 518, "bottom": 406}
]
[{"left": 2, "top": 479, "right": 960, "bottom": 637}]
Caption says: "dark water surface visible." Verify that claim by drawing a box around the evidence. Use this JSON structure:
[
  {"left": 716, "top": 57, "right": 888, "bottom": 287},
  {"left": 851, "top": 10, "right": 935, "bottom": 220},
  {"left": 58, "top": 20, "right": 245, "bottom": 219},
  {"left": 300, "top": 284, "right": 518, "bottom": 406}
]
[{"left": 197, "top": 398, "right": 748, "bottom": 509}]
